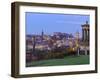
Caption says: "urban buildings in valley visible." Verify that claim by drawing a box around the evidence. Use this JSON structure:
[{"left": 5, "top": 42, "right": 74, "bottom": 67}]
[{"left": 26, "top": 21, "right": 90, "bottom": 61}]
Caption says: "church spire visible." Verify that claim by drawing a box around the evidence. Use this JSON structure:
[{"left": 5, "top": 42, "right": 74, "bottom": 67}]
[{"left": 41, "top": 29, "right": 44, "bottom": 40}]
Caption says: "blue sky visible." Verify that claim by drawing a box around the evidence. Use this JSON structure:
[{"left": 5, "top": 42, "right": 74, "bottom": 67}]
[{"left": 26, "top": 12, "right": 89, "bottom": 37}]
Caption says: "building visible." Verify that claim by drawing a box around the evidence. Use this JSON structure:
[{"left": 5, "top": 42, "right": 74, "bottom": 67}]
[
  {"left": 80, "top": 21, "right": 90, "bottom": 55},
  {"left": 41, "top": 30, "right": 44, "bottom": 41},
  {"left": 81, "top": 21, "right": 89, "bottom": 42}
]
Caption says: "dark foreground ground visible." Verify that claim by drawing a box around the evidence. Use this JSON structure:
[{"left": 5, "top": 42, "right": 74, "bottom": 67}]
[{"left": 26, "top": 55, "right": 89, "bottom": 67}]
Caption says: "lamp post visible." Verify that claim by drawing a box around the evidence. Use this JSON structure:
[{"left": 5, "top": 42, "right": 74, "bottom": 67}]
[{"left": 75, "top": 32, "right": 80, "bottom": 56}]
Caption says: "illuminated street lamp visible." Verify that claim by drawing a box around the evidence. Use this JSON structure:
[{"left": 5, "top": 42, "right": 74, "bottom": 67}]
[{"left": 68, "top": 38, "right": 73, "bottom": 48}]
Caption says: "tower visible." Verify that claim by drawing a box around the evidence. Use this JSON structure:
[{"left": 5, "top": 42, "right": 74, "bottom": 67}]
[
  {"left": 75, "top": 31, "right": 80, "bottom": 56},
  {"left": 41, "top": 30, "right": 44, "bottom": 40},
  {"left": 75, "top": 31, "right": 80, "bottom": 48},
  {"left": 81, "top": 21, "right": 89, "bottom": 42}
]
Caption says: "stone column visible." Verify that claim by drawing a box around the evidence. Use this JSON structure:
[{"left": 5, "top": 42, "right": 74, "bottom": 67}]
[
  {"left": 88, "top": 29, "right": 89, "bottom": 41},
  {"left": 84, "top": 29, "right": 86, "bottom": 41},
  {"left": 82, "top": 29, "right": 84, "bottom": 41},
  {"left": 85, "top": 29, "right": 87, "bottom": 41},
  {"left": 86, "top": 29, "right": 87, "bottom": 41}
]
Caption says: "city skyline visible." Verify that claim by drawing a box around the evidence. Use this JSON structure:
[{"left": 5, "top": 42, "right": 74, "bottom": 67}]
[{"left": 26, "top": 12, "right": 90, "bottom": 37}]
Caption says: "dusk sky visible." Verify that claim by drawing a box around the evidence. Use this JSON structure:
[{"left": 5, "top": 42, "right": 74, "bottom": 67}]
[{"left": 26, "top": 12, "right": 90, "bottom": 37}]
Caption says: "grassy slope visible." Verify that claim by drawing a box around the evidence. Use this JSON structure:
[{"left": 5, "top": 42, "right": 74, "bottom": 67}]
[{"left": 26, "top": 55, "right": 89, "bottom": 67}]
